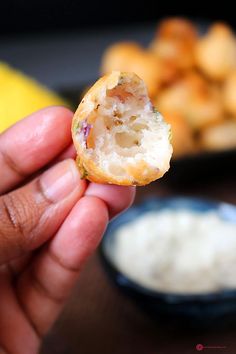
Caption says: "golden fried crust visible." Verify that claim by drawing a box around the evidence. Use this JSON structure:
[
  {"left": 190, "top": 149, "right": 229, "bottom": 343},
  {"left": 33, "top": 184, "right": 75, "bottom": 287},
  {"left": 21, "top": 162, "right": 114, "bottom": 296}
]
[
  {"left": 223, "top": 71, "right": 236, "bottom": 116},
  {"left": 101, "top": 43, "right": 161, "bottom": 98},
  {"left": 100, "top": 42, "right": 142, "bottom": 75},
  {"left": 150, "top": 17, "right": 198, "bottom": 77},
  {"left": 126, "top": 51, "right": 161, "bottom": 98},
  {"left": 163, "top": 112, "right": 196, "bottom": 158},
  {"left": 157, "top": 18, "right": 198, "bottom": 42},
  {"left": 195, "top": 23, "right": 236, "bottom": 81},
  {"left": 72, "top": 71, "right": 140, "bottom": 129},
  {"left": 199, "top": 121, "right": 236, "bottom": 151},
  {"left": 155, "top": 72, "right": 224, "bottom": 130},
  {"left": 72, "top": 71, "right": 171, "bottom": 186}
]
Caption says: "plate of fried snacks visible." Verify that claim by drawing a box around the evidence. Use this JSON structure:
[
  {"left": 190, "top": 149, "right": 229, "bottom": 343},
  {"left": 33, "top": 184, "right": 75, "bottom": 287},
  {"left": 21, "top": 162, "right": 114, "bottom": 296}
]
[{"left": 63, "top": 18, "right": 236, "bottom": 183}]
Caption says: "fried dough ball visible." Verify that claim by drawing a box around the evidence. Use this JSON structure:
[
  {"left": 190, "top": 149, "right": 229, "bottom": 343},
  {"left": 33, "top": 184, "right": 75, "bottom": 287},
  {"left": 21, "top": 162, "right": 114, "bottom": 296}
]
[
  {"left": 157, "top": 17, "right": 197, "bottom": 39},
  {"left": 200, "top": 121, "right": 236, "bottom": 151},
  {"left": 125, "top": 51, "right": 162, "bottom": 97},
  {"left": 155, "top": 72, "right": 224, "bottom": 130},
  {"left": 72, "top": 71, "right": 172, "bottom": 186},
  {"left": 150, "top": 18, "right": 198, "bottom": 77},
  {"left": 223, "top": 70, "right": 236, "bottom": 116},
  {"left": 163, "top": 112, "right": 196, "bottom": 158},
  {"left": 101, "top": 42, "right": 161, "bottom": 97},
  {"left": 158, "top": 61, "right": 181, "bottom": 85},
  {"left": 155, "top": 72, "right": 204, "bottom": 115},
  {"left": 100, "top": 42, "right": 142, "bottom": 74},
  {"left": 195, "top": 23, "right": 236, "bottom": 81},
  {"left": 186, "top": 86, "right": 224, "bottom": 130}
]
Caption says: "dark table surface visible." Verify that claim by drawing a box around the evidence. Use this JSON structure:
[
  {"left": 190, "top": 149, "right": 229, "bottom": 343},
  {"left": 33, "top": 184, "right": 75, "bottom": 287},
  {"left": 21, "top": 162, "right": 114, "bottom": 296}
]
[{"left": 41, "top": 175, "right": 236, "bottom": 354}]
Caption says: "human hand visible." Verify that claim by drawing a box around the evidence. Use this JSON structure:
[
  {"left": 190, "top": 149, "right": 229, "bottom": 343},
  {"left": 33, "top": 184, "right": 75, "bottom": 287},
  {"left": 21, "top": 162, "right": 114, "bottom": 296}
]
[{"left": 0, "top": 107, "right": 135, "bottom": 354}]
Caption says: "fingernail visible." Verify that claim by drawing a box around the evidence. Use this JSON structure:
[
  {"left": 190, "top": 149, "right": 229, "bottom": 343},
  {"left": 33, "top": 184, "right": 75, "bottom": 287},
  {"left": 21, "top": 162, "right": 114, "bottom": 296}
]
[{"left": 40, "top": 159, "right": 80, "bottom": 203}]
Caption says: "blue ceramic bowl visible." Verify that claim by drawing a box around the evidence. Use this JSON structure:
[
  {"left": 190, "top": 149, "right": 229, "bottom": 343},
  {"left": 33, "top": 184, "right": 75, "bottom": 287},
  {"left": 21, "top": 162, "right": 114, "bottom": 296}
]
[{"left": 99, "top": 197, "right": 236, "bottom": 328}]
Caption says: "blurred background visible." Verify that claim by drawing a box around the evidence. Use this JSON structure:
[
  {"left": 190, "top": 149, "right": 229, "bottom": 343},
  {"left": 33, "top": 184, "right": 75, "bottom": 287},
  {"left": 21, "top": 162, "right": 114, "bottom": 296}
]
[
  {"left": 1, "top": 2, "right": 236, "bottom": 354},
  {"left": 0, "top": 1, "right": 234, "bottom": 87},
  {"left": 1, "top": 0, "right": 236, "bottom": 164},
  {"left": 1, "top": 1, "right": 234, "bottom": 34}
]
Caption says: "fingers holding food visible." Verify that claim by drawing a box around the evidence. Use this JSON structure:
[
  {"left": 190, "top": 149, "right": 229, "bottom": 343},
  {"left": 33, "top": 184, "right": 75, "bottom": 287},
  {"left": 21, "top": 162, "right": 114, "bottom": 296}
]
[{"left": 72, "top": 71, "right": 172, "bottom": 186}]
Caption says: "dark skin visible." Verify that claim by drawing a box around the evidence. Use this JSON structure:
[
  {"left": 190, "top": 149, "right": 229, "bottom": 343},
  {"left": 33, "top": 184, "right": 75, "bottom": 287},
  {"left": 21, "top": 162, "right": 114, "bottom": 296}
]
[{"left": 0, "top": 107, "right": 135, "bottom": 354}]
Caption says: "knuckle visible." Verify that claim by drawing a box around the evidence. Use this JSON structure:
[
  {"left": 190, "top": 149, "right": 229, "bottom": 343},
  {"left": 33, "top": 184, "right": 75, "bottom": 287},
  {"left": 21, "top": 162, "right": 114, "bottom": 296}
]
[
  {"left": 0, "top": 192, "right": 28, "bottom": 240},
  {"left": 0, "top": 187, "right": 43, "bottom": 248},
  {"left": 0, "top": 179, "right": 54, "bottom": 261}
]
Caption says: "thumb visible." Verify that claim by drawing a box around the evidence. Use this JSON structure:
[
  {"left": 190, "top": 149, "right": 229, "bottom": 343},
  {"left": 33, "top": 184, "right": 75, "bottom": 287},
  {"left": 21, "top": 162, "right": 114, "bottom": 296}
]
[{"left": 0, "top": 159, "right": 86, "bottom": 264}]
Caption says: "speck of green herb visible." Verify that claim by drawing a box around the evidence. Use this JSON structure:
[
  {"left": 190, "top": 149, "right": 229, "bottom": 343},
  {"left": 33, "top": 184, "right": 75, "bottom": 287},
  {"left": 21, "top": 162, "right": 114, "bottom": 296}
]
[
  {"left": 153, "top": 106, "right": 159, "bottom": 114},
  {"left": 76, "top": 157, "right": 89, "bottom": 179},
  {"left": 79, "top": 163, "right": 89, "bottom": 179},
  {"left": 73, "top": 121, "right": 81, "bottom": 133},
  {"left": 80, "top": 168, "right": 89, "bottom": 179}
]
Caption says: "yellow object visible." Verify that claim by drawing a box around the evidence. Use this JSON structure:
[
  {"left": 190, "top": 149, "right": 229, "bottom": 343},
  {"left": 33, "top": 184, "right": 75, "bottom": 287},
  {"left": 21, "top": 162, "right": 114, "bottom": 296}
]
[{"left": 0, "top": 62, "right": 68, "bottom": 132}]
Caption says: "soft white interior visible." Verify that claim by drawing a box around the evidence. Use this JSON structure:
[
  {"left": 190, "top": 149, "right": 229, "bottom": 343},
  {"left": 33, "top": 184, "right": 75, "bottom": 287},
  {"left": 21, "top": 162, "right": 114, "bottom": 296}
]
[{"left": 78, "top": 79, "right": 171, "bottom": 182}]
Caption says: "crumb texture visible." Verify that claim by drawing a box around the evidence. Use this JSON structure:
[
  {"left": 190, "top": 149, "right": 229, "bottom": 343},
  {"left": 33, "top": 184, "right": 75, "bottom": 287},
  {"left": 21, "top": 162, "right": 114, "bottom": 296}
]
[{"left": 73, "top": 72, "right": 172, "bottom": 185}]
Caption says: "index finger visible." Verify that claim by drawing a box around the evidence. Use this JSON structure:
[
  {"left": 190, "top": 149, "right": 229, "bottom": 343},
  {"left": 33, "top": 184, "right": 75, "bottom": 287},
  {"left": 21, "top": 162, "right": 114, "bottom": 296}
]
[{"left": 0, "top": 106, "right": 73, "bottom": 194}]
